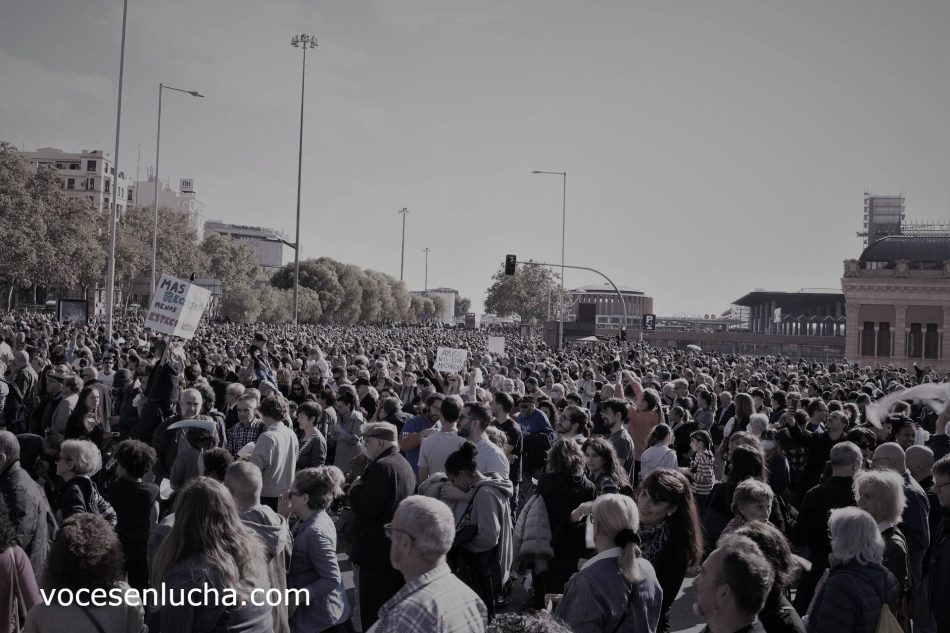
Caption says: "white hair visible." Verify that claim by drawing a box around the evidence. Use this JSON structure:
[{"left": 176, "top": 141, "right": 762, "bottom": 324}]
[
  {"left": 749, "top": 413, "right": 769, "bottom": 435},
  {"left": 829, "top": 507, "right": 884, "bottom": 566},
  {"left": 853, "top": 469, "right": 906, "bottom": 524}
]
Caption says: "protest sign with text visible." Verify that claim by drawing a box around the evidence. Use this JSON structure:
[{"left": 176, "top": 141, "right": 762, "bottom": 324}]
[
  {"left": 434, "top": 347, "right": 468, "bottom": 373},
  {"left": 145, "top": 275, "right": 211, "bottom": 340}
]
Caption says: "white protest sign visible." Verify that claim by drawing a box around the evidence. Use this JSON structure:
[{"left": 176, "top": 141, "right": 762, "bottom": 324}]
[
  {"left": 488, "top": 336, "right": 505, "bottom": 355},
  {"left": 145, "top": 274, "right": 212, "bottom": 340},
  {"left": 434, "top": 347, "right": 468, "bottom": 373}
]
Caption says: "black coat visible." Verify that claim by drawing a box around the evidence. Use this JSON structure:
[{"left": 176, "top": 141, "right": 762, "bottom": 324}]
[
  {"left": 53, "top": 475, "right": 117, "bottom": 527},
  {"left": 0, "top": 461, "right": 55, "bottom": 574},
  {"left": 296, "top": 431, "right": 327, "bottom": 470},
  {"left": 348, "top": 446, "right": 415, "bottom": 570}
]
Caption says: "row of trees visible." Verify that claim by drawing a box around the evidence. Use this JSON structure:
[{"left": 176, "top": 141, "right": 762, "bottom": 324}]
[
  {"left": 1, "top": 142, "right": 465, "bottom": 324},
  {"left": 0, "top": 142, "right": 260, "bottom": 309}
]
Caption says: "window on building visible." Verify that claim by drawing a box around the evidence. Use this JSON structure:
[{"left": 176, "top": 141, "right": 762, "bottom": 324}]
[
  {"left": 70, "top": 163, "right": 80, "bottom": 170},
  {"left": 861, "top": 322, "right": 875, "bottom": 356},
  {"left": 925, "top": 324, "right": 939, "bottom": 359},
  {"left": 104, "top": 178, "right": 111, "bottom": 193},
  {"left": 55, "top": 163, "right": 63, "bottom": 169},
  {"left": 86, "top": 160, "right": 96, "bottom": 171},
  {"left": 67, "top": 178, "right": 75, "bottom": 190},
  {"left": 877, "top": 322, "right": 891, "bottom": 358},
  {"left": 908, "top": 324, "right": 923, "bottom": 359}
]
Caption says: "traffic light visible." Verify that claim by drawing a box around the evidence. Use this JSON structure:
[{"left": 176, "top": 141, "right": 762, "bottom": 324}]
[{"left": 504, "top": 254, "right": 517, "bottom": 276}]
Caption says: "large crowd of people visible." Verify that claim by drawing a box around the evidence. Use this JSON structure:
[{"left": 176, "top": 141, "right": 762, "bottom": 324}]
[{"left": 0, "top": 310, "right": 948, "bottom": 632}]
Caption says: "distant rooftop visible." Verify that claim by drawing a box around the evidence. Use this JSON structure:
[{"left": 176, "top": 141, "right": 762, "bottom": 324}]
[
  {"left": 859, "top": 235, "right": 950, "bottom": 266},
  {"left": 571, "top": 284, "right": 645, "bottom": 295}
]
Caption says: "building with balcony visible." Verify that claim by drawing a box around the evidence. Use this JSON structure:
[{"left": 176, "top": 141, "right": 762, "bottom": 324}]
[{"left": 17, "top": 147, "right": 133, "bottom": 215}]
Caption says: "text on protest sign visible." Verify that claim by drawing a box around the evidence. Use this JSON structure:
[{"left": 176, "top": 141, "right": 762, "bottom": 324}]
[
  {"left": 145, "top": 275, "right": 211, "bottom": 340},
  {"left": 434, "top": 347, "right": 468, "bottom": 373},
  {"left": 488, "top": 336, "right": 505, "bottom": 354}
]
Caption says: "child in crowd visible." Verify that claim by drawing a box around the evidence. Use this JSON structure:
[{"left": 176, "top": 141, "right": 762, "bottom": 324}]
[
  {"left": 720, "top": 478, "right": 774, "bottom": 537},
  {"left": 686, "top": 430, "right": 715, "bottom": 510}
]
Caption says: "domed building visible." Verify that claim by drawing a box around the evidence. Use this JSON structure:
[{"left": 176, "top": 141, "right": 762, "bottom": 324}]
[{"left": 842, "top": 234, "right": 950, "bottom": 371}]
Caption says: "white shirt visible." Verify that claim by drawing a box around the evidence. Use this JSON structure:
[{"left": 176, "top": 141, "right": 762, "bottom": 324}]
[
  {"left": 581, "top": 546, "right": 622, "bottom": 570},
  {"left": 476, "top": 435, "right": 509, "bottom": 476}
]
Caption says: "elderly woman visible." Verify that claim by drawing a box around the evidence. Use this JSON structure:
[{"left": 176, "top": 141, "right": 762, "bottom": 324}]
[
  {"left": 23, "top": 514, "right": 144, "bottom": 633},
  {"left": 286, "top": 466, "right": 352, "bottom": 633},
  {"left": 806, "top": 507, "right": 900, "bottom": 633},
  {"left": 53, "top": 439, "right": 116, "bottom": 526},
  {"left": 555, "top": 494, "right": 663, "bottom": 633},
  {"left": 445, "top": 441, "right": 514, "bottom": 618},
  {"left": 853, "top": 469, "right": 910, "bottom": 620}
]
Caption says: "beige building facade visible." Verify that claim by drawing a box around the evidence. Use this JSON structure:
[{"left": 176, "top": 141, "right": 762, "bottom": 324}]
[{"left": 841, "top": 236, "right": 950, "bottom": 373}]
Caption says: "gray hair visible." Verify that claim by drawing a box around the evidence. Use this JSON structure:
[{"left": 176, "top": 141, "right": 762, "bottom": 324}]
[
  {"left": 748, "top": 413, "right": 769, "bottom": 435},
  {"left": 0, "top": 431, "right": 20, "bottom": 462},
  {"left": 394, "top": 495, "right": 455, "bottom": 560},
  {"left": 829, "top": 441, "right": 863, "bottom": 468},
  {"left": 60, "top": 439, "right": 103, "bottom": 477},
  {"left": 853, "top": 469, "right": 906, "bottom": 524},
  {"left": 829, "top": 506, "right": 884, "bottom": 566}
]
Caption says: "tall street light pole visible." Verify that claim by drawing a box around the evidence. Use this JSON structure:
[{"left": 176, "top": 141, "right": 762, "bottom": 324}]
[
  {"left": 290, "top": 33, "right": 317, "bottom": 325},
  {"left": 532, "top": 170, "right": 567, "bottom": 348},
  {"left": 423, "top": 247, "right": 431, "bottom": 292},
  {"left": 397, "top": 207, "right": 409, "bottom": 281},
  {"left": 104, "top": 0, "right": 129, "bottom": 347},
  {"left": 151, "top": 83, "right": 204, "bottom": 305}
]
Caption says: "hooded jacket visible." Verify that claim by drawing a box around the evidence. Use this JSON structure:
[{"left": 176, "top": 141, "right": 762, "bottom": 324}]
[
  {"left": 458, "top": 473, "right": 514, "bottom": 584},
  {"left": 513, "top": 492, "right": 554, "bottom": 567},
  {"left": 241, "top": 505, "right": 292, "bottom": 633}
]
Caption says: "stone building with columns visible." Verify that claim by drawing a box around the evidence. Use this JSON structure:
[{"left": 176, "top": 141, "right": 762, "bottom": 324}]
[{"left": 842, "top": 235, "right": 950, "bottom": 372}]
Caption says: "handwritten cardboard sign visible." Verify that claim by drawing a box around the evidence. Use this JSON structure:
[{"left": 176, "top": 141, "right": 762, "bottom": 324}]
[
  {"left": 144, "top": 274, "right": 211, "bottom": 340},
  {"left": 434, "top": 347, "right": 467, "bottom": 373}
]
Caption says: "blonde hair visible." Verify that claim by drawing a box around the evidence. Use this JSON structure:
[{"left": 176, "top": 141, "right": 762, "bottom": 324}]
[
  {"left": 853, "top": 469, "right": 905, "bottom": 524},
  {"left": 592, "top": 493, "right": 641, "bottom": 583},
  {"left": 59, "top": 439, "right": 102, "bottom": 477},
  {"left": 731, "top": 479, "right": 774, "bottom": 517}
]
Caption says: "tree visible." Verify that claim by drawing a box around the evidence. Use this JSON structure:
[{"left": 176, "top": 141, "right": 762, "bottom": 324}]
[
  {"left": 484, "top": 261, "right": 568, "bottom": 323},
  {"left": 0, "top": 143, "right": 46, "bottom": 307},
  {"left": 454, "top": 296, "right": 472, "bottom": 317},
  {"left": 200, "top": 232, "right": 260, "bottom": 289},
  {"left": 219, "top": 284, "right": 262, "bottom": 323}
]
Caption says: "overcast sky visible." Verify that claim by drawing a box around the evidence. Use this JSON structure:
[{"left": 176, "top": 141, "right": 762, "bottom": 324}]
[{"left": 3, "top": 0, "right": 950, "bottom": 316}]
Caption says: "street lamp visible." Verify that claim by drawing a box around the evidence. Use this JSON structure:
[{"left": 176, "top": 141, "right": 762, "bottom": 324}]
[
  {"left": 532, "top": 170, "right": 567, "bottom": 348},
  {"left": 397, "top": 208, "right": 410, "bottom": 281},
  {"left": 423, "top": 247, "right": 431, "bottom": 292},
  {"left": 104, "top": 0, "right": 129, "bottom": 347},
  {"left": 290, "top": 33, "right": 317, "bottom": 326},
  {"left": 150, "top": 83, "right": 204, "bottom": 304}
]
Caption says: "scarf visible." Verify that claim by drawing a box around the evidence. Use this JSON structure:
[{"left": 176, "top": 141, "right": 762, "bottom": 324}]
[{"left": 639, "top": 519, "right": 671, "bottom": 563}]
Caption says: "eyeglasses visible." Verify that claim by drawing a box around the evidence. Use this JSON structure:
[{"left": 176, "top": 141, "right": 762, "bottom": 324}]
[
  {"left": 936, "top": 481, "right": 950, "bottom": 493},
  {"left": 288, "top": 490, "right": 305, "bottom": 498},
  {"left": 383, "top": 523, "right": 415, "bottom": 541},
  {"left": 56, "top": 456, "right": 73, "bottom": 463}
]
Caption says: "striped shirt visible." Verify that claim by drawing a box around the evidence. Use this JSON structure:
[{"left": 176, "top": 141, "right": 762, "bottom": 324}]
[{"left": 690, "top": 449, "right": 716, "bottom": 495}]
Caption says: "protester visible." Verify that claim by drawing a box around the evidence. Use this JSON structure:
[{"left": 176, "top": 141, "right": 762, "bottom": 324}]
[
  {"left": 637, "top": 468, "right": 704, "bottom": 633},
  {"left": 556, "top": 493, "right": 663, "bottom": 632},
  {"left": 151, "top": 477, "right": 273, "bottom": 633},
  {"left": 581, "top": 436, "right": 631, "bottom": 496},
  {"left": 0, "top": 496, "right": 40, "bottom": 633},
  {"left": 805, "top": 506, "right": 900, "bottom": 633},
  {"left": 283, "top": 465, "right": 352, "bottom": 633},
  {"left": 374, "top": 495, "right": 486, "bottom": 631},
  {"left": 695, "top": 534, "right": 774, "bottom": 633},
  {"left": 104, "top": 439, "right": 159, "bottom": 592},
  {"left": 52, "top": 439, "right": 116, "bottom": 525},
  {"left": 348, "top": 422, "right": 415, "bottom": 629},
  {"left": 24, "top": 513, "right": 144, "bottom": 633},
  {"left": 249, "top": 395, "right": 299, "bottom": 510},
  {"left": 444, "top": 441, "right": 514, "bottom": 616},
  {"left": 639, "top": 423, "right": 678, "bottom": 483},
  {"left": 0, "top": 430, "right": 53, "bottom": 575},
  {"left": 295, "top": 400, "right": 327, "bottom": 469}
]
